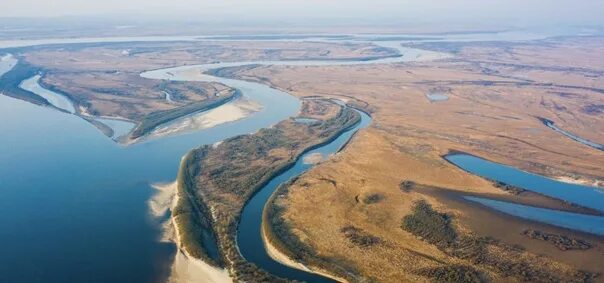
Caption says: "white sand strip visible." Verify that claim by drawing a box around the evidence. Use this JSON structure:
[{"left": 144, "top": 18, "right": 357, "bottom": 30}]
[{"left": 149, "top": 181, "right": 232, "bottom": 283}]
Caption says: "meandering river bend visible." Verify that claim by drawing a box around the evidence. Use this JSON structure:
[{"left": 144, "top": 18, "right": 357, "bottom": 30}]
[
  {"left": 0, "top": 36, "right": 444, "bottom": 282},
  {"left": 1, "top": 32, "right": 601, "bottom": 282}
]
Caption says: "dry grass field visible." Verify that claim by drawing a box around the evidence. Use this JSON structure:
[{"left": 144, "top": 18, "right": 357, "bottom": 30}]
[
  {"left": 19, "top": 40, "right": 396, "bottom": 122},
  {"left": 234, "top": 37, "right": 604, "bottom": 183},
  {"left": 14, "top": 35, "right": 603, "bottom": 281},
  {"left": 174, "top": 99, "right": 361, "bottom": 281},
  {"left": 40, "top": 71, "right": 231, "bottom": 120},
  {"left": 237, "top": 37, "right": 604, "bottom": 282}
]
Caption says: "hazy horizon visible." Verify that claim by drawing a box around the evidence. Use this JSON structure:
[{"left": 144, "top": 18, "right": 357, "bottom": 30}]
[{"left": 3, "top": 0, "right": 604, "bottom": 29}]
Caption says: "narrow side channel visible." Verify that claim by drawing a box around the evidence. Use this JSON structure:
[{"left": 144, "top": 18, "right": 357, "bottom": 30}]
[
  {"left": 538, "top": 117, "right": 604, "bottom": 152},
  {"left": 236, "top": 110, "right": 371, "bottom": 282},
  {"left": 444, "top": 153, "right": 604, "bottom": 212}
]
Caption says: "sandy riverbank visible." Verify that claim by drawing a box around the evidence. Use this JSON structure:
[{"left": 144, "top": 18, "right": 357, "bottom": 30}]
[
  {"left": 169, "top": 249, "right": 231, "bottom": 283},
  {"left": 149, "top": 182, "right": 232, "bottom": 283},
  {"left": 149, "top": 182, "right": 177, "bottom": 242},
  {"left": 302, "top": 152, "right": 325, "bottom": 164},
  {"left": 555, "top": 176, "right": 604, "bottom": 188},
  {"left": 129, "top": 96, "right": 262, "bottom": 144},
  {"left": 261, "top": 222, "right": 347, "bottom": 283}
]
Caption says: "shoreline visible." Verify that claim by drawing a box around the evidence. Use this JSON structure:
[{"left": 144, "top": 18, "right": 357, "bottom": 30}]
[
  {"left": 149, "top": 181, "right": 232, "bottom": 283},
  {"left": 444, "top": 150, "right": 604, "bottom": 193},
  {"left": 554, "top": 175, "right": 604, "bottom": 188},
  {"left": 414, "top": 183, "right": 604, "bottom": 274},
  {"left": 128, "top": 94, "right": 262, "bottom": 145},
  {"left": 166, "top": 102, "right": 364, "bottom": 282},
  {"left": 128, "top": 89, "right": 240, "bottom": 140},
  {"left": 247, "top": 107, "right": 368, "bottom": 283},
  {"left": 261, "top": 221, "right": 347, "bottom": 283},
  {"left": 169, "top": 202, "right": 232, "bottom": 283},
  {"left": 3, "top": 57, "right": 250, "bottom": 147},
  {"left": 537, "top": 117, "right": 604, "bottom": 152}
]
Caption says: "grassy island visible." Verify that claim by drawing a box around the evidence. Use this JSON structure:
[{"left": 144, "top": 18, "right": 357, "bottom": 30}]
[{"left": 172, "top": 99, "right": 360, "bottom": 281}]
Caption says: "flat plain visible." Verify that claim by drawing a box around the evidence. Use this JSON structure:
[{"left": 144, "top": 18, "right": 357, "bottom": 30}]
[
  {"left": 230, "top": 36, "right": 604, "bottom": 282},
  {"left": 5, "top": 35, "right": 604, "bottom": 282}
]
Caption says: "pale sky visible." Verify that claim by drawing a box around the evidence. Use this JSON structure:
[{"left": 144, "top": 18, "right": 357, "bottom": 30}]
[{"left": 3, "top": 0, "right": 604, "bottom": 27}]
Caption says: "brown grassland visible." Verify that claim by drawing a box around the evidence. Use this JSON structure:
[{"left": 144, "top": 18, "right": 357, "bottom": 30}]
[
  {"left": 235, "top": 36, "right": 604, "bottom": 282},
  {"left": 17, "top": 40, "right": 395, "bottom": 132},
  {"left": 174, "top": 99, "right": 361, "bottom": 281},
  {"left": 12, "top": 35, "right": 604, "bottom": 281}
]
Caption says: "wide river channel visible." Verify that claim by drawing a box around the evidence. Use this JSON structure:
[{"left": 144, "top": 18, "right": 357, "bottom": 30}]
[
  {"left": 1, "top": 33, "right": 602, "bottom": 282},
  {"left": 0, "top": 35, "right": 446, "bottom": 282}
]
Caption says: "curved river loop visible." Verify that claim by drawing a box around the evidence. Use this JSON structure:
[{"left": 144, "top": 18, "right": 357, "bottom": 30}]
[
  {"left": 1, "top": 32, "right": 602, "bottom": 282},
  {"left": 137, "top": 38, "right": 448, "bottom": 283},
  {"left": 0, "top": 35, "right": 448, "bottom": 282}
]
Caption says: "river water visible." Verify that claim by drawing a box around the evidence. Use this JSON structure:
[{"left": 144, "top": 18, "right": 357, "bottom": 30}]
[
  {"left": 464, "top": 196, "right": 604, "bottom": 235},
  {"left": 0, "top": 35, "right": 442, "bottom": 282},
  {"left": 0, "top": 30, "right": 564, "bottom": 49},
  {"left": 446, "top": 154, "right": 604, "bottom": 235},
  {"left": 1, "top": 32, "right": 601, "bottom": 282},
  {"left": 19, "top": 75, "right": 76, "bottom": 113},
  {"left": 540, "top": 118, "right": 604, "bottom": 152},
  {"left": 237, "top": 110, "right": 371, "bottom": 283},
  {"left": 0, "top": 60, "right": 300, "bottom": 283}
]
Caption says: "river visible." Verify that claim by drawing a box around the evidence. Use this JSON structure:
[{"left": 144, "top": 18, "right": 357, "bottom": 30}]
[
  {"left": 19, "top": 74, "right": 76, "bottom": 113},
  {"left": 446, "top": 153, "right": 604, "bottom": 236},
  {"left": 539, "top": 117, "right": 604, "bottom": 152},
  {"left": 0, "top": 35, "right": 443, "bottom": 282},
  {"left": 1, "top": 32, "right": 600, "bottom": 282},
  {"left": 237, "top": 110, "right": 371, "bottom": 283}
]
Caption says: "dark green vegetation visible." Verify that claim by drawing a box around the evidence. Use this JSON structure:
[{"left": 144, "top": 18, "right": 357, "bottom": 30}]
[
  {"left": 173, "top": 150, "right": 223, "bottom": 266},
  {"left": 0, "top": 60, "right": 49, "bottom": 106},
  {"left": 206, "top": 64, "right": 262, "bottom": 79},
  {"left": 400, "top": 180, "right": 416, "bottom": 192},
  {"left": 129, "top": 89, "right": 237, "bottom": 139},
  {"left": 402, "top": 200, "right": 598, "bottom": 282},
  {"left": 522, "top": 229, "right": 592, "bottom": 251},
  {"left": 492, "top": 181, "right": 525, "bottom": 195},
  {"left": 340, "top": 226, "right": 382, "bottom": 248},
  {"left": 402, "top": 200, "right": 456, "bottom": 248},
  {"left": 418, "top": 265, "right": 483, "bottom": 283},
  {"left": 583, "top": 104, "right": 604, "bottom": 115},
  {"left": 361, "top": 193, "right": 385, "bottom": 204},
  {"left": 173, "top": 100, "right": 361, "bottom": 281}
]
